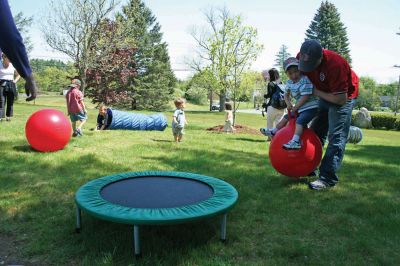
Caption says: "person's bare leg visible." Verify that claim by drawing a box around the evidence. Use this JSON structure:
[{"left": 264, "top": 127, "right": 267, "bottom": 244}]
[
  {"left": 293, "top": 123, "right": 304, "bottom": 139},
  {"left": 72, "top": 121, "right": 77, "bottom": 136},
  {"left": 275, "top": 117, "right": 288, "bottom": 130},
  {"left": 77, "top": 120, "right": 86, "bottom": 131},
  {"left": 178, "top": 135, "right": 183, "bottom": 142}
]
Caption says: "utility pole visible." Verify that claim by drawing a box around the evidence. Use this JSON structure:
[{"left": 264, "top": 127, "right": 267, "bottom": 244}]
[
  {"left": 394, "top": 29, "right": 399, "bottom": 115},
  {"left": 394, "top": 65, "right": 400, "bottom": 116}
]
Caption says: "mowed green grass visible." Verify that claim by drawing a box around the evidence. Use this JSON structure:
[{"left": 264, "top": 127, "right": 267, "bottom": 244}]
[{"left": 0, "top": 97, "right": 399, "bottom": 266}]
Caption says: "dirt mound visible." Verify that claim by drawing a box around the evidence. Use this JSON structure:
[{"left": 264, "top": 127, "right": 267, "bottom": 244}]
[{"left": 206, "top": 124, "right": 262, "bottom": 136}]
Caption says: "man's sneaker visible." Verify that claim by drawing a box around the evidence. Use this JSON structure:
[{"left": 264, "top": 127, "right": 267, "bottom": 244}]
[
  {"left": 260, "top": 128, "right": 275, "bottom": 137},
  {"left": 283, "top": 140, "right": 301, "bottom": 150},
  {"left": 308, "top": 179, "right": 335, "bottom": 190}
]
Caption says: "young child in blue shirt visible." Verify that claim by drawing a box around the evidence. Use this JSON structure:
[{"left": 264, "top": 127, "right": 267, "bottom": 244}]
[{"left": 264, "top": 57, "right": 319, "bottom": 150}]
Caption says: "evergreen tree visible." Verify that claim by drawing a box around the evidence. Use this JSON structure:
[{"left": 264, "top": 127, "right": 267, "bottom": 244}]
[
  {"left": 274, "top": 44, "right": 291, "bottom": 83},
  {"left": 305, "top": 1, "right": 352, "bottom": 64},
  {"left": 274, "top": 44, "right": 291, "bottom": 69},
  {"left": 119, "top": 0, "right": 176, "bottom": 111}
]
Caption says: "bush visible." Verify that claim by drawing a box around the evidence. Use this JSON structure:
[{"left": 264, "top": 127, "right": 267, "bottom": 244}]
[
  {"left": 370, "top": 113, "right": 397, "bottom": 130},
  {"left": 185, "top": 86, "right": 208, "bottom": 105},
  {"left": 395, "top": 118, "right": 400, "bottom": 131},
  {"left": 352, "top": 112, "right": 400, "bottom": 131}
]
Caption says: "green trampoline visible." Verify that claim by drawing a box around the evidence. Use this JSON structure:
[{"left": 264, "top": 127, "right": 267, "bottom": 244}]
[{"left": 75, "top": 171, "right": 238, "bottom": 255}]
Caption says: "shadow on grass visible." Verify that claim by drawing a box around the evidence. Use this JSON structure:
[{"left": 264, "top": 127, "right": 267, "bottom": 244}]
[
  {"left": 0, "top": 145, "right": 247, "bottom": 265},
  {"left": 1, "top": 138, "right": 400, "bottom": 265},
  {"left": 13, "top": 145, "right": 35, "bottom": 153},
  {"left": 345, "top": 144, "right": 400, "bottom": 165},
  {"left": 151, "top": 139, "right": 173, "bottom": 143},
  {"left": 234, "top": 137, "right": 266, "bottom": 143}
]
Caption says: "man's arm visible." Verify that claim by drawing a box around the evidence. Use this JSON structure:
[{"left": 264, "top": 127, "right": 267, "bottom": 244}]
[
  {"left": 313, "top": 89, "right": 347, "bottom": 105},
  {"left": 0, "top": 0, "right": 37, "bottom": 101}
]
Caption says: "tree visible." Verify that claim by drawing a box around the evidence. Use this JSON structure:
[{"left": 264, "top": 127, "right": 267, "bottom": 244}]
[
  {"left": 13, "top": 12, "right": 34, "bottom": 54},
  {"left": 30, "top": 59, "right": 71, "bottom": 73},
  {"left": 190, "top": 7, "right": 263, "bottom": 114},
  {"left": 274, "top": 45, "right": 291, "bottom": 69},
  {"left": 228, "top": 22, "right": 263, "bottom": 124},
  {"left": 36, "top": 66, "right": 77, "bottom": 92},
  {"left": 118, "top": 0, "right": 176, "bottom": 111},
  {"left": 274, "top": 44, "right": 291, "bottom": 83},
  {"left": 41, "top": 0, "right": 118, "bottom": 93},
  {"left": 305, "top": 1, "right": 352, "bottom": 64},
  {"left": 186, "top": 69, "right": 221, "bottom": 110},
  {"left": 30, "top": 59, "right": 77, "bottom": 93},
  {"left": 239, "top": 71, "right": 264, "bottom": 106},
  {"left": 356, "top": 77, "right": 381, "bottom": 110},
  {"left": 85, "top": 19, "right": 136, "bottom": 107}
]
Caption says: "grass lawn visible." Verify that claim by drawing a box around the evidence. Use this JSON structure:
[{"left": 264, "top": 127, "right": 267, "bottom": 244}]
[{"left": 0, "top": 97, "right": 399, "bottom": 265}]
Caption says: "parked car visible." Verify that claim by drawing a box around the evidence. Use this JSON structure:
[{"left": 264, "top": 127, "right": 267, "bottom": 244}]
[{"left": 211, "top": 103, "right": 220, "bottom": 111}]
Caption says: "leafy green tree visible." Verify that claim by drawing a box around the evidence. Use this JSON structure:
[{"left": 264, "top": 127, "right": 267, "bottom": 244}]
[
  {"left": 186, "top": 70, "right": 221, "bottom": 110},
  {"left": 35, "top": 67, "right": 76, "bottom": 92},
  {"left": 118, "top": 0, "right": 176, "bottom": 111},
  {"left": 376, "top": 82, "right": 398, "bottom": 110},
  {"left": 30, "top": 59, "right": 70, "bottom": 73},
  {"left": 29, "top": 59, "right": 77, "bottom": 93},
  {"left": 191, "top": 7, "right": 263, "bottom": 116},
  {"left": 356, "top": 77, "right": 381, "bottom": 110},
  {"left": 376, "top": 83, "right": 397, "bottom": 96},
  {"left": 239, "top": 71, "right": 264, "bottom": 106},
  {"left": 305, "top": 1, "right": 352, "bottom": 64}
]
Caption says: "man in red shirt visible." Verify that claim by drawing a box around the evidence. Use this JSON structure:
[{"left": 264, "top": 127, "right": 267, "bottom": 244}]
[
  {"left": 298, "top": 40, "right": 359, "bottom": 190},
  {"left": 66, "top": 79, "right": 87, "bottom": 137}
]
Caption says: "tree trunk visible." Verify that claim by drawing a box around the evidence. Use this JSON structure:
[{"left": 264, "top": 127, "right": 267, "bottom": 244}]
[
  {"left": 209, "top": 90, "right": 213, "bottom": 112},
  {"left": 78, "top": 68, "right": 87, "bottom": 95},
  {"left": 219, "top": 92, "right": 226, "bottom": 112},
  {"left": 131, "top": 98, "right": 137, "bottom": 110}
]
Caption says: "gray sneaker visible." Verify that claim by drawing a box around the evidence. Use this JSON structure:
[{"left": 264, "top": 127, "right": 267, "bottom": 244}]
[
  {"left": 283, "top": 140, "right": 301, "bottom": 150},
  {"left": 308, "top": 179, "right": 335, "bottom": 190},
  {"left": 260, "top": 128, "right": 275, "bottom": 137}
]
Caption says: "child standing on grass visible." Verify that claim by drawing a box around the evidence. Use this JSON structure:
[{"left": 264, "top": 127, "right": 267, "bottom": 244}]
[
  {"left": 66, "top": 78, "right": 87, "bottom": 137},
  {"left": 224, "top": 102, "right": 235, "bottom": 133},
  {"left": 172, "top": 98, "right": 187, "bottom": 142},
  {"left": 264, "top": 57, "right": 319, "bottom": 150}
]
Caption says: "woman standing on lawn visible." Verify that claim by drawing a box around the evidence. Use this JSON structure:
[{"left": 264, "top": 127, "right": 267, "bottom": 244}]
[
  {"left": 260, "top": 68, "right": 286, "bottom": 140},
  {"left": 0, "top": 53, "right": 20, "bottom": 122}
]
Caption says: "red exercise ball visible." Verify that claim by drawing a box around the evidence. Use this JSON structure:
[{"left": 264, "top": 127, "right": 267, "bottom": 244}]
[
  {"left": 25, "top": 109, "right": 72, "bottom": 152},
  {"left": 269, "top": 114, "right": 322, "bottom": 178}
]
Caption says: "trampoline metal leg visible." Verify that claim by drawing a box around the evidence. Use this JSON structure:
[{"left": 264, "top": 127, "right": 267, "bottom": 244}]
[
  {"left": 220, "top": 213, "right": 227, "bottom": 241},
  {"left": 76, "top": 207, "right": 82, "bottom": 233},
  {"left": 133, "top": 225, "right": 141, "bottom": 256}
]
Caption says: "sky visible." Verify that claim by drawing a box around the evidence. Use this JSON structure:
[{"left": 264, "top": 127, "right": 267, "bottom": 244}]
[{"left": 8, "top": 0, "right": 400, "bottom": 83}]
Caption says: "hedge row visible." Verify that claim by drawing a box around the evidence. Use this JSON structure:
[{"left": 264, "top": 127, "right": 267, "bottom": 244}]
[{"left": 352, "top": 113, "right": 400, "bottom": 130}]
